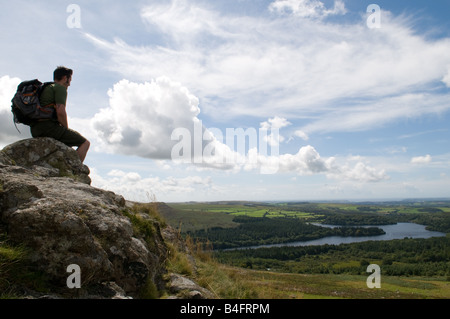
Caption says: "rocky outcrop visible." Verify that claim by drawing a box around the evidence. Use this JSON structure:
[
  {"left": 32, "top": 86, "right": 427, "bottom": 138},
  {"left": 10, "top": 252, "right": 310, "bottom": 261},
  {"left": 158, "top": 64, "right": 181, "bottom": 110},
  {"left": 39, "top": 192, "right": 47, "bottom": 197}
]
[
  {"left": 0, "top": 138, "right": 212, "bottom": 299},
  {"left": 167, "top": 274, "right": 215, "bottom": 299},
  {"left": 2, "top": 138, "right": 91, "bottom": 185}
]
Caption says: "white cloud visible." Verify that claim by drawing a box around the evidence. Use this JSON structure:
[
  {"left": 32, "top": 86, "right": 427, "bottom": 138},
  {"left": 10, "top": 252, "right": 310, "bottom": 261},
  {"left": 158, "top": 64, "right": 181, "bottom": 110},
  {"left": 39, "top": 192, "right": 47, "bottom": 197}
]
[
  {"left": 260, "top": 116, "right": 291, "bottom": 130},
  {"left": 269, "top": 0, "right": 347, "bottom": 19},
  {"left": 0, "top": 75, "right": 30, "bottom": 146},
  {"left": 277, "top": 145, "right": 333, "bottom": 174},
  {"left": 411, "top": 155, "right": 432, "bottom": 164},
  {"left": 0, "top": 76, "right": 20, "bottom": 114},
  {"left": 250, "top": 145, "right": 388, "bottom": 182},
  {"left": 294, "top": 130, "right": 309, "bottom": 141},
  {"left": 332, "top": 162, "right": 389, "bottom": 183},
  {"left": 90, "top": 168, "right": 215, "bottom": 202},
  {"left": 90, "top": 78, "right": 388, "bottom": 181},
  {"left": 91, "top": 77, "right": 201, "bottom": 159},
  {"left": 90, "top": 77, "right": 250, "bottom": 171},
  {"left": 84, "top": 0, "right": 450, "bottom": 132},
  {"left": 443, "top": 66, "right": 450, "bottom": 87},
  {"left": 260, "top": 116, "right": 291, "bottom": 146},
  {"left": 301, "top": 93, "right": 450, "bottom": 134}
]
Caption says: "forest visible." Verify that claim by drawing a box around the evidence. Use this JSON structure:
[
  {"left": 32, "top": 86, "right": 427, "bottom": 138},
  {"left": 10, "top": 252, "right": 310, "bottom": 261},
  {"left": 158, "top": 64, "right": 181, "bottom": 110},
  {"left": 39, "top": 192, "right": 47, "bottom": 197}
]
[
  {"left": 187, "top": 216, "right": 386, "bottom": 249},
  {"left": 215, "top": 237, "right": 450, "bottom": 277},
  {"left": 165, "top": 200, "right": 450, "bottom": 278}
]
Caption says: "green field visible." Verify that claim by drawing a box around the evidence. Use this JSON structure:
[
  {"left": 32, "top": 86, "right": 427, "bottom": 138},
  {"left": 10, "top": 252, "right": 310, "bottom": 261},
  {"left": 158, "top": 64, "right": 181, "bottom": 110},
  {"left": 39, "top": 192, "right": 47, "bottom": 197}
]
[
  {"left": 162, "top": 200, "right": 450, "bottom": 299},
  {"left": 196, "top": 263, "right": 450, "bottom": 299},
  {"left": 164, "top": 200, "right": 450, "bottom": 233},
  {"left": 166, "top": 202, "right": 325, "bottom": 231},
  {"left": 156, "top": 202, "right": 239, "bottom": 232},
  {"left": 168, "top": 202, "right": 318, "bottom": 219}
]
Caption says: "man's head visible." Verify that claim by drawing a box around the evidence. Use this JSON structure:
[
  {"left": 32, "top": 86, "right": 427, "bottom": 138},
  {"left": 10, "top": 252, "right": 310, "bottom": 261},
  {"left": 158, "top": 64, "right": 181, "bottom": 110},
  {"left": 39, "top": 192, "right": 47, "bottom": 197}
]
[{"left": 54, "top": 66, "right": 73, "bottom": 87}]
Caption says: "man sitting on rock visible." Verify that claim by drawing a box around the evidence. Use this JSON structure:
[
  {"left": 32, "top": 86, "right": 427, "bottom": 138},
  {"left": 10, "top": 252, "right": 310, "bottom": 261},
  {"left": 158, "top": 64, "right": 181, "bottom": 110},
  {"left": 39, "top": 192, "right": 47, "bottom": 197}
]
[{"left": 30, "top": 66, "right": 90, "bottom": 163}]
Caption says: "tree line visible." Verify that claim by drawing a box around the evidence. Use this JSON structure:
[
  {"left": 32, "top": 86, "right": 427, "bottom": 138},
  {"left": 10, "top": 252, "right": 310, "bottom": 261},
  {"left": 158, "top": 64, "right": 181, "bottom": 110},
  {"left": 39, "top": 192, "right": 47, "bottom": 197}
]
[
  {"left": 187, "top": 216, "right": 385, "bottom": 250},
  {"left": 215, "top": 237, "right": 450, "bottom": 277}
]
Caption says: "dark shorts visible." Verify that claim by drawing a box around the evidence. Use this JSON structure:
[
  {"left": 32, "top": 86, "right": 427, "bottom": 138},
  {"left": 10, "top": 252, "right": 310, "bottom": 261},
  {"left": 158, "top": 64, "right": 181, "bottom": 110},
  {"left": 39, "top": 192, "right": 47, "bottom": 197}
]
[{"left": 30, "top": 120, "right": 87, "bottom": 148}]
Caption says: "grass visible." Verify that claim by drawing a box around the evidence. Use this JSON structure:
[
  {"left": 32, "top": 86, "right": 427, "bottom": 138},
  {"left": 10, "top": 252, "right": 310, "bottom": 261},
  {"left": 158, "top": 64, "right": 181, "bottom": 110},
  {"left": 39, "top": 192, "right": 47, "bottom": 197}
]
[
  {"left": 121, "top": 202, "right": 169, "bottom": 252},
  {"left": 0, "top": 241, "right": 26, "bottom": 298},
  {"left": 169, "top": 232, "right": 450, "bottom": 299},
  {"left": 166, "top": 241, "right": 195, "bottom": 277},
  {"left": 165, "top": 203, "right": 319, "bottom": 232},
  {"left": 148, "top": 201, "right": 450, "bottom": 299},
  {"left": 0, "top": 238, "right": 50, "bottom": 298},
  {"left": 2, "top": 200, "right": 448, "bottom": 299},
  {"left": 191, "top": 258, "right": 450, "bottom": 299},
  {"left": 160, "top": 204, "right": 238, "bottom": 232}
]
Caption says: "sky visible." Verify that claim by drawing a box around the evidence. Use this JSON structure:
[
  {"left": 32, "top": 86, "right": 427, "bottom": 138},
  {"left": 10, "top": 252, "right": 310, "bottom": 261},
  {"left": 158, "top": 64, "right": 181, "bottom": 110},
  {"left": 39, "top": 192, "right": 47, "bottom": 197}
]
[{"left": 1, "top": 0, "right": 450, "bottom": 203}]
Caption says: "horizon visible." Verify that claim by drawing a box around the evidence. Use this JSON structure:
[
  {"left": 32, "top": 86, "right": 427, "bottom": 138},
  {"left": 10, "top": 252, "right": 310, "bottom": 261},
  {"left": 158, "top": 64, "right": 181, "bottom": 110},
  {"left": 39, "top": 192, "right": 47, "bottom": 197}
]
[
  {"left": 161, "top": 197, "right": 450, "bottom": 204},
  {"left": 1, "top": 0, "right": 450, "bottom": 203}
]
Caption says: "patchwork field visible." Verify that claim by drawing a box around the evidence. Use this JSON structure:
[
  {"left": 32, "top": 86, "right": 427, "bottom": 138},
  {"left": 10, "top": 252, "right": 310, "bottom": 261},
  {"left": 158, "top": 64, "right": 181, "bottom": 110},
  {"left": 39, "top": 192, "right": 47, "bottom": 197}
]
[{"left": 162, "top": 200, "right": 450, "bottom": 299}]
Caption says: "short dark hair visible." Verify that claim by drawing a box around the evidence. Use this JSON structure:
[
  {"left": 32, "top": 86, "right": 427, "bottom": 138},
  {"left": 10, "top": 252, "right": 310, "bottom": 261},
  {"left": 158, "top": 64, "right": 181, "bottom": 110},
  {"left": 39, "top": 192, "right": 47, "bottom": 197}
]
[{"left": 54, "top": 66, "right": 73, "bottom": 81}]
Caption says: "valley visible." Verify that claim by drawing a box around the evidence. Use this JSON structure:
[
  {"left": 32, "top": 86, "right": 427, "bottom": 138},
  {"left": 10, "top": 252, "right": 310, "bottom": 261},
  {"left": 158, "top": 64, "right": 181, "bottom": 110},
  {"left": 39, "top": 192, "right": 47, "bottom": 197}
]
[{"left": 158, "top": 199, "right": 450, "bottom": 299}]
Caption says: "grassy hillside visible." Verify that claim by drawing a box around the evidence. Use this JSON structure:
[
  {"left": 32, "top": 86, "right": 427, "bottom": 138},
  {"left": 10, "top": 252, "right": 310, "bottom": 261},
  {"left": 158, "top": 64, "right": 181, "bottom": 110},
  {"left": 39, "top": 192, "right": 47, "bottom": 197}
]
[
  {"left": 162, "top": 200, "right": 450, "bottom": 299},
  {"left": 5, "top": 200, "right": 446, "bottom": 299},
  {"left": 190, "top": 253, "right": 450, "bottom": 299},
  {"left": 166, "top": 234, "right": 450, "bottom": 299}
]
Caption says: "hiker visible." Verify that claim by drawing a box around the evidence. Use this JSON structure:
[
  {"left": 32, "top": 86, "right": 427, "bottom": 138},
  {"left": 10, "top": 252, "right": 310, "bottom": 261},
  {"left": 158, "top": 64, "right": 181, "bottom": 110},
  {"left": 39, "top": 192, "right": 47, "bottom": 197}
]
[{"left": 30, "top": 66, "right": 90, "bottom": 163}]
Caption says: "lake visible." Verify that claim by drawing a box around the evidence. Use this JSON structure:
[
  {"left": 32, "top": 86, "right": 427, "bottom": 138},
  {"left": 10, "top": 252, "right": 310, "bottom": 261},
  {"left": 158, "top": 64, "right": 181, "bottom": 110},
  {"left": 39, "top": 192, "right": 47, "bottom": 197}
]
[{"left": 237, "top": 223, "right": 446, "bottom": 250}]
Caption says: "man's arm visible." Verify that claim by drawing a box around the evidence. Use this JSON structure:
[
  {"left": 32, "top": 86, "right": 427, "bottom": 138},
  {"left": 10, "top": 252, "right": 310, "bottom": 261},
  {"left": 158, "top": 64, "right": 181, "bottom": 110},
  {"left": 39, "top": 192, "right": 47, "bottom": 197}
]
[{"left": 55, "top": 104, "right": 69, "bottom": 128}]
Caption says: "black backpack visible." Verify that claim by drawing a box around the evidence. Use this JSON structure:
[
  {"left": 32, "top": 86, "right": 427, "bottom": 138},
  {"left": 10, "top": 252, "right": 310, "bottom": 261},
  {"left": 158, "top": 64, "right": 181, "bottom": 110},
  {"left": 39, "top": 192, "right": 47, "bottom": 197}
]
[{"left": 11, "top": 79, "right": 55, "bottom": 131}]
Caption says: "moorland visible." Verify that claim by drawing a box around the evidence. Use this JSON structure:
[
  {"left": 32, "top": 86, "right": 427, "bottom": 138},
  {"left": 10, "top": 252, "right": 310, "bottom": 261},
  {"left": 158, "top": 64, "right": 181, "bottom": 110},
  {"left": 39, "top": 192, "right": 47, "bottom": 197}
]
[{"left": 157, "top": 199, "right": 450, "bottom": 299}]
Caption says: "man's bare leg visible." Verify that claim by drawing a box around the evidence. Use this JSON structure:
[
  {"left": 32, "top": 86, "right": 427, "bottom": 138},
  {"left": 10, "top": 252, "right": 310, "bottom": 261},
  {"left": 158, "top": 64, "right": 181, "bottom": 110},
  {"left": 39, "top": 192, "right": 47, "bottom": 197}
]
[{"left": 77, "top": 140, "right": 90, "bottom": 163}]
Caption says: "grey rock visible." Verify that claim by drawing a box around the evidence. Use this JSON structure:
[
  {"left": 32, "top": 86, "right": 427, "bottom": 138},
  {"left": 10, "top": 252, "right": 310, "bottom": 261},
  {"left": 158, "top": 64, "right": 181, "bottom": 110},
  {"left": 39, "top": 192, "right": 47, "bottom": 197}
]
[
  {"left": 0, "top": 138, "right": 165, "bottom": 298},
  {"left": 0, "top": 137, "right": 213, "bottom": 299},
  {"left": 2, "top": 137, "right": 91, "bottom": 184},
  {"left": 168, "top": 273, "right": 215, "bottom": 299}
]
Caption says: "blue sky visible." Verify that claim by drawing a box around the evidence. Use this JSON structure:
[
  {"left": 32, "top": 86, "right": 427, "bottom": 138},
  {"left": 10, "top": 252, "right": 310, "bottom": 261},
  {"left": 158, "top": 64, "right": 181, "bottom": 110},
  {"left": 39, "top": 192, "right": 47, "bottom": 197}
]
[{"left": 1, "top": 0, "right": 449, "bottom": 202}]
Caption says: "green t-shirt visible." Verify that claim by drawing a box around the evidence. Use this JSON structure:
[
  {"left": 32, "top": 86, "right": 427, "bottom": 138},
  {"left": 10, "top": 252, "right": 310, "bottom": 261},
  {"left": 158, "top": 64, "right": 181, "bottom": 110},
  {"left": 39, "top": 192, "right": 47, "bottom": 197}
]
[{"left": 39, "top": 83, "right": 68, "bottom": 107}]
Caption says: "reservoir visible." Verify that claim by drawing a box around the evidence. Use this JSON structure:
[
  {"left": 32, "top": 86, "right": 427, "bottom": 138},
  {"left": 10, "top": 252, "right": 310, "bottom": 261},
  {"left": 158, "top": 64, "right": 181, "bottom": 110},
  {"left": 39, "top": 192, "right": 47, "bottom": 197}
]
[{"left": 238, "top": 223, "right": 446, "bottom": 250}]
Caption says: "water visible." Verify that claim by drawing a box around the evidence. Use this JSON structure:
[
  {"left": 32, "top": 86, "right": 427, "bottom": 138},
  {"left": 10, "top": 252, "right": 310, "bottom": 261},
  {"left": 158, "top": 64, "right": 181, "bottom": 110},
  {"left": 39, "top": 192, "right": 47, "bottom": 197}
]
[{"left": 235, "top": 223, "right": 446, "bottom": 250}]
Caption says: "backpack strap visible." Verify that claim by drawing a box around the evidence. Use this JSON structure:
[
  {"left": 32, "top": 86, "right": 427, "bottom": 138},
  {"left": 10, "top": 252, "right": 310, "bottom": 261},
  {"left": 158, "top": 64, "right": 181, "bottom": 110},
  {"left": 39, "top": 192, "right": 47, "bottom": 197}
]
[{"left": 38, "top": 82, "right": 57, "bottom": 113}]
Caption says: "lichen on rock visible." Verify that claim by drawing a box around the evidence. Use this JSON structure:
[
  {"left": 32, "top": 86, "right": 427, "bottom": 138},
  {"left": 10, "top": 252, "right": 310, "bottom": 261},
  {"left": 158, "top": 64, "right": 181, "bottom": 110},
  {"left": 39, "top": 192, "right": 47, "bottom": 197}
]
[
  {"left": 1, "top": 137, "right": 91, "bottom": 184},
  {"left": 0, "top": 138, "right": 210, "bottom": 299},
  {"left": 0, "top": 137, "right": 212, "bottom": 299}
]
